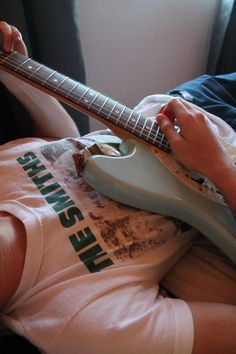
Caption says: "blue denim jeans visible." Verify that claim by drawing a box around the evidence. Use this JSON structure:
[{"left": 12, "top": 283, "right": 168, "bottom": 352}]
[{"left": 168, "top": 73, "right": 236, "bottom": 131}]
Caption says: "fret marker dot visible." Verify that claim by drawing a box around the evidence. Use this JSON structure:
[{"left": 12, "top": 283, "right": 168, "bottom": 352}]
[
  {"left": 53, "top": 78, "right": 58, "bottom": 82},
  {"left": 84, "top": 99, "right": 89, "bottom": 103},
  {"left": 115, "top": 110, "right": 120, "bottom": 114},
  {"left": 27, "top": 65, "right": 33, "bottom": 69},
  {"left": 131, "top": 118, "right": 136, "bottom": 123},
  {"left": 146, "top": 126, "right": 151, "bottom": 130}
]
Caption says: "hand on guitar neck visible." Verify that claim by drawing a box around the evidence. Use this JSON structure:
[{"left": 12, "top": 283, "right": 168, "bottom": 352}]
[
  {"left": 0, "top": 21, "right": 79, "bottom": 139},
  {"left": 1, "top": 20, "right": 236, "bottom": 222},
  {"left": 157, "top": 98, "right": 236, "bottom": 219},
  {"left": 0, "top": 21, "right": 27, "bottom": 56}
]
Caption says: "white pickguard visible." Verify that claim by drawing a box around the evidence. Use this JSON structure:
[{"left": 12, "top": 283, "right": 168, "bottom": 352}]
[{"left": 82, "top": 139, "right": 236, "bottom": 264}]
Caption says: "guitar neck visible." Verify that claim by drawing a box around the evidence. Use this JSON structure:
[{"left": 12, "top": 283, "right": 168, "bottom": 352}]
[{"left": 0, "top": 50, "right": 170, "bottom": 152}]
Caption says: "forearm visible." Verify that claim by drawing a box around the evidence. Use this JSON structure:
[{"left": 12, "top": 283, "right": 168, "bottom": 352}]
[
  {"left": 0, "top": 212, "right": 26, "bottom": 309},
  {"left": 0, "top": 71, "right": 80, "bottom": 139},
  {"left": 210, "top": 162, "right": 236, "bottom": 219}
]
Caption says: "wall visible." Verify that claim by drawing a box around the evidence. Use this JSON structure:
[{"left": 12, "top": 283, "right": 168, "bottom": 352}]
[{"left": 77, "top": 0, "right": 219, "bottom": 131}]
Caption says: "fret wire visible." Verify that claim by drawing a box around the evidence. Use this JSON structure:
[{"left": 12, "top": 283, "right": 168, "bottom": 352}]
[
  {"left": 117, "top": 112, "right": 149, "bottom": 139},
  {"left": 0, "top": 51, "right": 15, "bottom": 64},
  {"left": 77, "top": 86, "right": 90, "bottom": 101},
  {"left": 87, "top": 98, "right": 162, "bottom": 142},
  {"left": 131, "top": 113, "right": 141, "bottom": 132},
  {"left": 97, "top": 96, "right": 110, "bottom": 114},
  {"left": 147, "top": 119, "right": 155, "bottom": 136},
  {"left": 113, "top": 110, "right": 132, "bottom": 125},
  {"left": 162, "top": 138, "right": 169, "bottom": 150},
  {"left": 0, "top": 53, "right": 171, "bottom": 151},
  {"left": 147, "top": 119, "right": 156, "bottom": 140},
  {"left": 89, "top": 98, "right": 133, "bottom": 129},
  {"left": 14, "top": 57, "right": 31, "bottom": 72},
  {"left": 87, "top": 91, "right": 100, "bottom": 108},
  {"left": 80, "top": 99, "right": 167, "bottom": 147},
  {"left": 56, "top": 80, "right": 103, "bottom": 116},
  {"left": 126, "top": 115, "right": 145, "bottom": 132},
  {"left": 72, "top": 82, "right": 90, "bottom": 99},
  {"left": 141, "top": 123, "right": 158, "bottom": 141},
  {"left": 107, "top": 101, "right": 119, "bottom": 121},
  {"left": 65, "top": 82, "right": 80, "bottom": 98},
  {"left": 55, "top": 81, "right": 163, "bottom": 143},
  {"left": 150, "top": 129, "right": 162, "bottom": 145},
  {"left": 139, "top": 117, "right": 148, "bottom": 137},
  {"left": 41, "top": 70, "right": 57, "bottom": 86},
  {"left": 112, "top": 104, "right": 125, "bottom": 121},
  {"left": 81, "top": 92, "right": 106, "bottom": 110},
  {"left": 91, "top": 96, "right": 128, "bottom": 122},
  {"left": 123, "top": 110, "right": 134, "bottom": 129},
  {"left": 54, "top": 76, "right": 69, "bottom": 91},
  {"left": 159, "top": 133, "right": 164, "bottom": 147},
  {"left": 2, "top": 54, "right": 90, "bottom": 113},
  {"left": 115, "top": 106, "right": 126, "bottom": 125},
  {"left": 1, "top": 55, "right": 130, "bottom": 130},
  {"left": 152, "top": 123, "right": 161, "bottom": 145},
  {"left": 28, "top": 64, "right": 44, "bottom": 78},
  {"left": 145, "top": 126, "right": 155, "bottom": 141}
]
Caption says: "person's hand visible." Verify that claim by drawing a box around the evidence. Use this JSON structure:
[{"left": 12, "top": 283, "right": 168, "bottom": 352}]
[
  {"left": 156, "top": 98, "right": 233, "bottom": 183},
  {"left": 0, "top": 21, "right": 28, "bottom": 56}
]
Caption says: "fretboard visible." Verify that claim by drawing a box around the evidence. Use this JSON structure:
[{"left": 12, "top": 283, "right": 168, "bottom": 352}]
[{"left": 0, "top": 50, "right": 170, "bottom": 152}]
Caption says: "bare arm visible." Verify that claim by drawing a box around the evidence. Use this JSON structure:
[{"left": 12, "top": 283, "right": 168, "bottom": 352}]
[
  {"left": 157, "top": 98, "right": 236, "bottom": 218},
  {"left": 0, "top": 212, "right": 26, "bottom": 309},
  {"left": 0, "top": 21, "right": 80, "bottom": 139}
]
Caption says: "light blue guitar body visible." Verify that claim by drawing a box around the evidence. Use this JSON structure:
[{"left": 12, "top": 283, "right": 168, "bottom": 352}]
[
  {"left": 0, "top": 50, "right": 235, "bottom": 263},
  {"left": 83, "top": 139, "right": 236, "bottom": 264}
]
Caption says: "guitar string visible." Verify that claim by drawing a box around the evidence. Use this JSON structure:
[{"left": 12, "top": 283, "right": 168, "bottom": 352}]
[
  {"left": 0, "top": 53, "right": 170, "bottom": 150},
  {"left": 0, "top": 52, "right": 168, "bottom": 148},
  {"left": 0, "top": 53, "right": 165, "bottom": 142},
  {"left": 2, "top": 56, "right": 225, "bottom": 204},
  {"left": 0, "top": 52, "right": 169, "bottom": 151}
]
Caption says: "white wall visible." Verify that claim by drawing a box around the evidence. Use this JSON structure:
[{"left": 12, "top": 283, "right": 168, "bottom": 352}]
[{"left": 77, "top": 0, "right": 219, "bottom": 131}]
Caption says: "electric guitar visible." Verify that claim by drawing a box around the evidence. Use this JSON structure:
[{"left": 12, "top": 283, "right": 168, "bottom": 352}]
[{"left": 0, "top": 50, "right": 235, "bottom": 263}]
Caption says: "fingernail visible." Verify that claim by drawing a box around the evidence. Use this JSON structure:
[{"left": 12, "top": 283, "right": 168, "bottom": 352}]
[
  {"left": 159, "top": 104, "right": 166, "bottom": 114},
  {"left": 15, "top": 35, "right": 22, "bottom": 43}
]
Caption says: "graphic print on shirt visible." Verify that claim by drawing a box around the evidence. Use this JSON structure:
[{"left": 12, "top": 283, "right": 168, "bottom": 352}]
[
  {"left": 39, "top": 138, "right": 193, "bottom": 260},
  {"left": 16, "top": 138, "right": 192, "bottom": 273}
]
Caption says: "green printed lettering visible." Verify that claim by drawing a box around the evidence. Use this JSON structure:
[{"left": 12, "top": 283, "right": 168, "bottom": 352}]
[
  {"left": 17, "top": 151, "right": 37, "bottom": 165},
  {"left": 40, "top": 182, "right": 61, "bottom": 195},
  {"left": 23, "top": 159, "right": 46, "bottom": 177},
  {"left": 32, "top": 173, "right": 54, "bottom": 189},
  {"left": 79, "top": 244, "right": 114, "bottom": 273},
  {"left": 17, "top": 150, "right": 85, "bottom": 230},
  {"left": 45, "top": 189, "right": 74, "bottom": 212},
  {"left": 59, "top": 207, "right": 84, "bottom": 228},
  {"left": 69, "top": 227, "right": 96, "bottom": 252}
]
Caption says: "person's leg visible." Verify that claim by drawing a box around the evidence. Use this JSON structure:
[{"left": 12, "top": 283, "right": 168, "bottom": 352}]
[
  {"left": 0, "top": 212, "right": 26, "bottom": 309},
  {"left": 0, "top": 71, "right": 80, "bottom": 141},
  {"left": 168, "top": 73, "right": 236, "bottom": 131},
  {"left": 161, "top": 235, "right": 236, "bottom": 353},
  {"left": 188, "top": 301, "right": 236, "bottom": 354},
  {"left": 161, "top": 235, "right": 236, "bottom": 305}
]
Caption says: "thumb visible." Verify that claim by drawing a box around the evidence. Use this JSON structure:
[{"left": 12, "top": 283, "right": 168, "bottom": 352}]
[
  {"left": 157, "top": 114, "right": 183, "bottom": 154},
  {"left": 157, "top": 114, "right": 179, "bottom": 142},
  {"left": 14, "top": 36, "right": 28, "bottom": 56}
]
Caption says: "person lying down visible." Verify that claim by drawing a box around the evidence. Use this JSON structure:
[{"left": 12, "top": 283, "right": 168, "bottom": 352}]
[{"left": 0, "top": 21, "right": 236, "bottom": 354}]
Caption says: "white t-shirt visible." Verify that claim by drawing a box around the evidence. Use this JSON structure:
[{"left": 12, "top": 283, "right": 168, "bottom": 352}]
[
  {"left": 0, "top": 134, "right": 196, "bottom": 354},
  {"left": 1, "top": 67, "right": 236, "bottom": 352}
]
